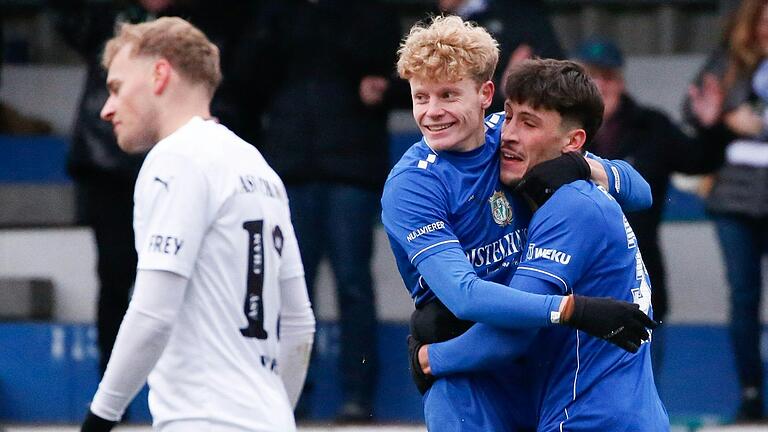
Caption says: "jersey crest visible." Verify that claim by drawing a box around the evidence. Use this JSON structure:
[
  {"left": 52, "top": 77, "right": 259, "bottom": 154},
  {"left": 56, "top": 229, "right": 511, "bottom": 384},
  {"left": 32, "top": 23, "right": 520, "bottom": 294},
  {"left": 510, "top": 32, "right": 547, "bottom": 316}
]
[{"left": 489, "top": 190, "right": 513, "bottom": 226}]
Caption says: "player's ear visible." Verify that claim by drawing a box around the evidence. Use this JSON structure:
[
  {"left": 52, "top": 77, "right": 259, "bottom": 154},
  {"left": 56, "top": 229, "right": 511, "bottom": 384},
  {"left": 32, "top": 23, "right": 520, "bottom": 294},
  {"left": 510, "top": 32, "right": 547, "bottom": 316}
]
[
  {"left": 153, "top": 58, "right": 172, "bottom": 95},
  {"left": 563, "top": 128, "right": 586, "bottom": 153},
  {"left": 480, "top": 80, "right": 494, "bottom": 110}
]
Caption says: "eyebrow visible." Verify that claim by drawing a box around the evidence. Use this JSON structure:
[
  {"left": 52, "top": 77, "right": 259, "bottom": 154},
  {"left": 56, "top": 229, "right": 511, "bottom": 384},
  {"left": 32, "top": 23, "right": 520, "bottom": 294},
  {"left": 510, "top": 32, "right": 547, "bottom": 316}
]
[
  {"left": 505, "top": 103, "right": 541, "bottom": 121},
  {"left": 106, "top": 79, "right": 120, "bottom": 93}
]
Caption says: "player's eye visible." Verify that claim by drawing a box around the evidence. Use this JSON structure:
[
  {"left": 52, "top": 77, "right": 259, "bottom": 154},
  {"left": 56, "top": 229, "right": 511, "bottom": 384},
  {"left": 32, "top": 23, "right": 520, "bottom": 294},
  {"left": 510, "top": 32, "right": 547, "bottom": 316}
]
[{"left": 413, "top": 94, "right": 427, "bottom": 104}]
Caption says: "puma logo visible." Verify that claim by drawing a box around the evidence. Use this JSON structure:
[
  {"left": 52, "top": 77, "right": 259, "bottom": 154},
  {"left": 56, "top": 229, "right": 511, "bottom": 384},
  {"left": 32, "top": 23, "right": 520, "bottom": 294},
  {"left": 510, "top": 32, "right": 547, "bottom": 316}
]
[{"left": 153, "top": 176, "right": 172, "bottom": 190}]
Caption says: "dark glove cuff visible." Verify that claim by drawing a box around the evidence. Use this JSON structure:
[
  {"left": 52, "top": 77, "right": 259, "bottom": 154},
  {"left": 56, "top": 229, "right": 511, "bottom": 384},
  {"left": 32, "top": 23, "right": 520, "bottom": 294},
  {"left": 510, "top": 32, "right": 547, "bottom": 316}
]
[
  {"left": 82, "top": 410, "right": 118, "bottom": 432},
  {"left": 566, "top": 151, "right": 591, "bottom": 179}
]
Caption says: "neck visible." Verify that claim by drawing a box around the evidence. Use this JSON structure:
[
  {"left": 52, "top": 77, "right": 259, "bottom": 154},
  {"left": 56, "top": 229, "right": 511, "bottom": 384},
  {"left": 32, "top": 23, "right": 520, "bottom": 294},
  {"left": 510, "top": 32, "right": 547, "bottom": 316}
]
[
  {"left": 156, "top": 90, "right": 212, "bottom": 142},
  {"left": 463, "top": 124, "right": 487, "bottom": 151}
]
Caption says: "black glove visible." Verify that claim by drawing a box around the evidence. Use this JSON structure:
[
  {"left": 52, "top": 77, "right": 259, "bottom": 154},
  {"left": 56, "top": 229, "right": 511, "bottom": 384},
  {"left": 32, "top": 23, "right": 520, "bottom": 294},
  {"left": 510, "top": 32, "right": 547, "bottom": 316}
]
[
  {"left": 514, "top": 152, "right": 590, "bottom": 207},
  {"left": 81, "top": 410, "right": 117, "bottom": 432},
  {"left": 410, "top": 297, "right": 474, "bottom": 343},
  {"left": 566, "top": 295, "right": 659, "bottom": 353},
  {"left": 407, "top": 334, "right": 435, "bottom": 395}
]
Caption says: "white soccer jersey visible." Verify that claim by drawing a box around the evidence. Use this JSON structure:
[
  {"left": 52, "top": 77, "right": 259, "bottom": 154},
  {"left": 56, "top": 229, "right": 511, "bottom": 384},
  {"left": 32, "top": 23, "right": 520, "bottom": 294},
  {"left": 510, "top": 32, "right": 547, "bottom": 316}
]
[{"left": 133, "top": 117, "right": 304, "bottom": 431}]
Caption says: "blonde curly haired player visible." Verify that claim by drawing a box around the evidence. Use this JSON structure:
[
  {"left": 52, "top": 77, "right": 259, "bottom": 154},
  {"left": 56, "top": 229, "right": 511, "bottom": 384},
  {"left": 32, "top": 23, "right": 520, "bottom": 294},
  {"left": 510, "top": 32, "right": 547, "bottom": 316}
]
[{"left": 382, "top": 14, "right": 657, "bottom": 432}]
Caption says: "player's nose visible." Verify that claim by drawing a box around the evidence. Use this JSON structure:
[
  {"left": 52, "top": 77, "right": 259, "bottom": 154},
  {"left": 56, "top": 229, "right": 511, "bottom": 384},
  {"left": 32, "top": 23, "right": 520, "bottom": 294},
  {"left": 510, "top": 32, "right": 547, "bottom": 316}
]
[
  {"left": 100, "top": 96, "right": 116, "bottom": 122},
  {"left": 500, "top": 121, "right": 519, "bottom": 144},
  {"left": 425, "top": 98, "right": 445, "bottom": 117}
]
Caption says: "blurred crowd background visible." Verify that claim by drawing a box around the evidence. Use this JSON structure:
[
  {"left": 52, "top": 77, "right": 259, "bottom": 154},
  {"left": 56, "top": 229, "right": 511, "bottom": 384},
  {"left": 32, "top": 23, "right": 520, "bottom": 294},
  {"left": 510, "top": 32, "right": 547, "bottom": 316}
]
[{"left": 2, "top": 0, "right": 768, "bottom": 429}]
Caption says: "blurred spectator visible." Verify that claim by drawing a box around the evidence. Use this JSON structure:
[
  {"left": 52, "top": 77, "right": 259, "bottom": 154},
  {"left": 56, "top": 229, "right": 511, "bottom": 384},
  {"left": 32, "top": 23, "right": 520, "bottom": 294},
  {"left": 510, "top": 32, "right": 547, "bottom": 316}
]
[
  {"left": 573, "top": 38, "right": 728, "bottom": 380},
  {"left": 0, "top": 103, "right": 53, "bottom": 135},
  {"left": 0, "top": 19, "right": 52, "bottom": 135},
  {"left": 684, "top": 0, "right": 768, "bottom": 422},
  {"left": 436, "top": 0, "right": 564, "bottom": 111},
  {"left": 250, "top": 0, "right": 404, "bottom": 423},
  {"left": 51, "top": 0, "right": 251, "bottom": 374}
]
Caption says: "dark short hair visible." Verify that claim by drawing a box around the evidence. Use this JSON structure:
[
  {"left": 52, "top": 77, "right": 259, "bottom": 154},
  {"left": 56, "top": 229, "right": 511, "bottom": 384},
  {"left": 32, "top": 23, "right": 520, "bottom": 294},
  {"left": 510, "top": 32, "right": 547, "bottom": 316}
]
[{"left": 504, "top": 59, "right": 604, "bottom": 145}]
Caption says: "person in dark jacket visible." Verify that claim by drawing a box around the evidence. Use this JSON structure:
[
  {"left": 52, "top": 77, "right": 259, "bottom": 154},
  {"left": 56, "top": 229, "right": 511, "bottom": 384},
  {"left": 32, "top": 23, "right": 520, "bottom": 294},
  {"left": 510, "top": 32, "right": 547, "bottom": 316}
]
[
  {"left": 52, "top": 0, "right": 252, "bottom": 375},
  {"left": 574, "top": 37, "right": 728, "bottom": 381},
  {"left": 251, "top": 0, "right": 405, "bottom": 423},
  {"left": 436, "top": 0, "right": 565, "bottom": 112}
]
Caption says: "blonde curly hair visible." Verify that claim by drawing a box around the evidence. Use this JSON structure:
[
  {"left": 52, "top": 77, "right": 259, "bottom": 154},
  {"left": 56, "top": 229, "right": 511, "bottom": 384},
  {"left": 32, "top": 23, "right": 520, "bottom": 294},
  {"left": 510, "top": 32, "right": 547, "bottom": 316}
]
[{"left": 397, "top": 15, "right": 499, "bottom": 83}]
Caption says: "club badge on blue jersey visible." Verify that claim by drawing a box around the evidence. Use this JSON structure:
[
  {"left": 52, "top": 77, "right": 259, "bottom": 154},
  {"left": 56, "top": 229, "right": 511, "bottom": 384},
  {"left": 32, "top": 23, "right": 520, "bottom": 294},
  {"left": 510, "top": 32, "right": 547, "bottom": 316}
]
[{"left": 489, "top": 191, "right": 513, "bottom": 226}]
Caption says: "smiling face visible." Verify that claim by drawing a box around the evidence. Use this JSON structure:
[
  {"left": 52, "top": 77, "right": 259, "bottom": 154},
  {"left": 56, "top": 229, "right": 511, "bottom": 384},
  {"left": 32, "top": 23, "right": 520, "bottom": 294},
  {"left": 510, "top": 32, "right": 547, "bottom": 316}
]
[
  {"left": 409, "top": 76, "right": 494, "bottom": 152},
  {"left": 100, "top": 44, "right": 161, "bottom": 154},
  {"left": 499, "top": 100, "right": 585, "bottom": 187}
]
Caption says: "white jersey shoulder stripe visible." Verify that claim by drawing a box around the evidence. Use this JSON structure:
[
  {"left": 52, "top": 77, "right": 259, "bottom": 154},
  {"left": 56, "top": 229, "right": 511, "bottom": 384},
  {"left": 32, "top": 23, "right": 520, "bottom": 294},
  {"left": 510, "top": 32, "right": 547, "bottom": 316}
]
[
  {"left": 411, "top": 239, "right": 460, "bottom": 263},
  {"left": 517, "top": 266, "right": 570, "bottom": 293}
]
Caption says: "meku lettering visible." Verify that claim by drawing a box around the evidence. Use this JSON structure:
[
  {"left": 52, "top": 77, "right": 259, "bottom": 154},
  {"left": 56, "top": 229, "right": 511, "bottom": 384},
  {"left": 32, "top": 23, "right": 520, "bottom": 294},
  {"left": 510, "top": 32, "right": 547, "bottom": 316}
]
[
  {"left": 534, "top": 248, "right": 571, "bottom": 264},
  {"left": 466, "top": 229, "right": 527, "bottom": 267},
  {"left": 407, "top": 221, "right": 446, "bottom": 242},
  {"left": 528, "top": 244, "right": 572, "bottom": 265},
  {"left": 148, "top": 235, "right": 183, "bottom": 255}
]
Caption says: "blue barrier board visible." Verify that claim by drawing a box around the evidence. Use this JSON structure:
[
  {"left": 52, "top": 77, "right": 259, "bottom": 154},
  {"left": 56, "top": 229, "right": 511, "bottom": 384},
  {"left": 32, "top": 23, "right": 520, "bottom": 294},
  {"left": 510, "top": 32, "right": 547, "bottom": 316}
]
[{"left": 0, "top": 321, "right": 755, "bottom": 424}]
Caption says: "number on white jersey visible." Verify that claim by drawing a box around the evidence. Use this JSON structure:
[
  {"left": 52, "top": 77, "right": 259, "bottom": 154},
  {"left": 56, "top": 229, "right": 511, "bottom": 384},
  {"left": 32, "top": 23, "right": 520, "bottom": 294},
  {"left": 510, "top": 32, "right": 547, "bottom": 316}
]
[{"left": 241, "top": 220, "right": 268, "bottom": 339}]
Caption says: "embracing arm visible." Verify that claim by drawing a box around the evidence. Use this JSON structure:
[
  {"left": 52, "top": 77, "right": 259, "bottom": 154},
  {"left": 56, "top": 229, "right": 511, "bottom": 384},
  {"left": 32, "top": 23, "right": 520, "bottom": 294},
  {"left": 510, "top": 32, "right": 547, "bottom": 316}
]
[
  {"left": 416, "top": 247, "right": 562, "bottom": 329},
  {"left": 425, "top": 275, "right": 557, "bottom": 376},
  {"left": 586, "top": 153, "right": 652, "bottom": 211}
]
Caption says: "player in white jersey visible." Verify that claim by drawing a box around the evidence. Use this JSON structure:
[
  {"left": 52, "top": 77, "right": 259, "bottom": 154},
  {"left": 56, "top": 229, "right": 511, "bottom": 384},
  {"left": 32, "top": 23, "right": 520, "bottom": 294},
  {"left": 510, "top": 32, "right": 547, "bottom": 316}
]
[{"left": 80, "top": 17, "right": 315, "bottom": 432}]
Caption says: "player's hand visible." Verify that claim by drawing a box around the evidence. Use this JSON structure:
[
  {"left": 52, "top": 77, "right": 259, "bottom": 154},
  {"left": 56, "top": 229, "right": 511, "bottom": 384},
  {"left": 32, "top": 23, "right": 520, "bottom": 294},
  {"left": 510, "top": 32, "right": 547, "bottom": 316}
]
[
  {"left": 407, "top": 335, "right": 435, "bottom": 395},
  {"left": 514, "top": 152, "right": 590, "bottom": 208},
  {"left": 81, "top": 410, "right": 117, "bottom": 432},
  {"left": 564, "top": 295, "right": 659, "bottom": 353}
]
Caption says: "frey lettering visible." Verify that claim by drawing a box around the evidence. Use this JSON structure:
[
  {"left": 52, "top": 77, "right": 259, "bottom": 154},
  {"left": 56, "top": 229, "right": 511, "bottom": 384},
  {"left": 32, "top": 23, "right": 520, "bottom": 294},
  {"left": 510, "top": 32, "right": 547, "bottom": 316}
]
[{"left": 148, "top": 235, "right": 184, "bottom": 255}]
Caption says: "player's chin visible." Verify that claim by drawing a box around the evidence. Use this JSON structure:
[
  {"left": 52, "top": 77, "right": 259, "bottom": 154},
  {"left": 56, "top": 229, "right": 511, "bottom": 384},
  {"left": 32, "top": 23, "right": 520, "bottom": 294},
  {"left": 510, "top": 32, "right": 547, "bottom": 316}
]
[
  {"left": 426, "top": 136, "right": 456, "bottom": 152},
  {"left": 500, "top": 172, "right": 523, "bottom": 188},
  {"left": 499, "top": 164, "right": 525, "bottom": 188}
]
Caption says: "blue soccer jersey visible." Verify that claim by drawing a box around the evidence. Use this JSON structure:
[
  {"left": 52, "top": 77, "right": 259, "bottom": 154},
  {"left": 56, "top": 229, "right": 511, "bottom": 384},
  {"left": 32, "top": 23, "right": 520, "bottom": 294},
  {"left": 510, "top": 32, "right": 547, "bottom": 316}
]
[
  {"left": 382, "top": 113, "right": 655, "bottom": 431},
  {"left": 382, "top": 113, "right": 530, "bottom": 307},
  {"left": 516, "top": 181, "right": 668, "bottom": 431}
]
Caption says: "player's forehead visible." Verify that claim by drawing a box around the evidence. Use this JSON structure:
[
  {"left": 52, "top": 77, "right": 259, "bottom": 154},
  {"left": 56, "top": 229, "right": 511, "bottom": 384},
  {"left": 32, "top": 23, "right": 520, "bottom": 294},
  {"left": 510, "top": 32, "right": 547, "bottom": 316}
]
[
  {"left": 504, "top": 99, "right": 563, "bottom": 123},
  {"left": 106, "top": 44, "right": 153, "bottom": 81},
  {"left": 409, "top": 76, "right": 478, "bottom": 93}
]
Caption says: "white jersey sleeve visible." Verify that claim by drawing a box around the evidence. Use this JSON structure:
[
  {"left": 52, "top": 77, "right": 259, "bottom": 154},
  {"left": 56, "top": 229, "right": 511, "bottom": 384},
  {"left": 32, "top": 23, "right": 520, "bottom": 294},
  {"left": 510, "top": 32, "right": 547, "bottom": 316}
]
[
  {"left": 90, "top": 270, "right": 188, "bottom": 421},
  {"left": 134, "top": 152, "right": 211, "bottom": 277},
  {"left": 277, "top": 275, "right": 315, "bottom": 407}
]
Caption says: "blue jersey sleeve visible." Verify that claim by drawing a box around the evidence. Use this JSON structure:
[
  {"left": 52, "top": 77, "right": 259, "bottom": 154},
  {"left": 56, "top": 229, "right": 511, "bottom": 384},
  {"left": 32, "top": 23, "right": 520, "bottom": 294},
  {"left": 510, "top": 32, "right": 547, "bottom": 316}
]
[
  {"left": 587, "top": 152, "right": 652, "bottom": 212},
  {"left": 516, "top": 183, "right": 608, "bottom": 294},
  {"left": 429, "top": 274, "right": 559, "bottom": 376},
  {"left": 417, "top": 248, "right": 562, "bottom": 328},
  {"left": 381, "top": 168, "right": 461, "bottom": 267}
]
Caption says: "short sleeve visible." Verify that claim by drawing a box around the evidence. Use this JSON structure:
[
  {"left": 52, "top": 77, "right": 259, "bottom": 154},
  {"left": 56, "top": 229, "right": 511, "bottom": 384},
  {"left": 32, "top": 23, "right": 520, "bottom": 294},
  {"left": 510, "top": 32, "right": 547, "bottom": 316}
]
[
  {"left": 515, "top": 184, "right": 607, "bottom": 294},
  {"left": 381, "top": 169, "right": 460, "bottom": 266},
  {"left": 134, "top": 152, "right": 210, "bottom": 278}
]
